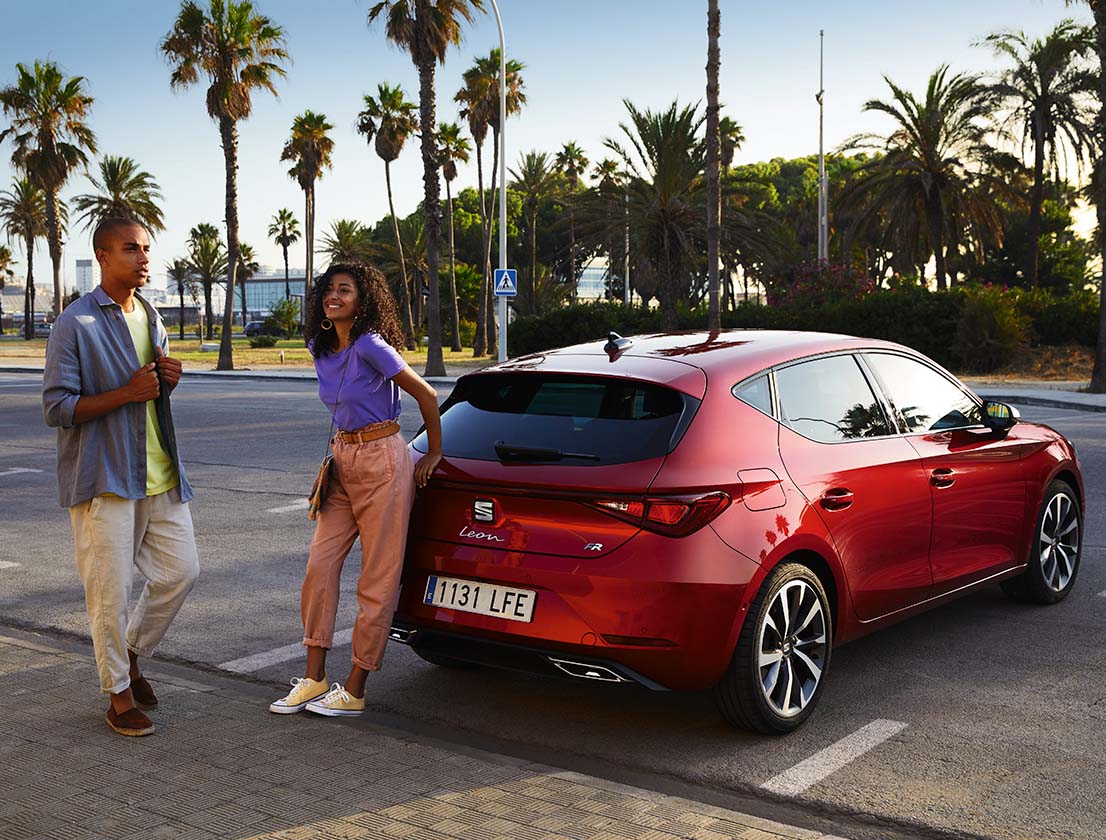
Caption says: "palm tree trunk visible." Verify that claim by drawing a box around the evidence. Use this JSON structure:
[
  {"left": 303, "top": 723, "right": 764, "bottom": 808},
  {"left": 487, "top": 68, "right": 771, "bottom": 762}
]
[
  {"left": 529, "top": 206, "right": 538, "bottom": 315},
  {"left": 472, "top": 138, "right": 488, "bottom": 356},
  {"left": 23, "top": 234, "right": 34, "bottom": 340},
  {"left": 203, "top": 281, "right": 214, "bottom": 339},
  {"left": 1026, "top": 117, "right": 1047, "bottom": 288},
  {"left": 1091, "top": 5, "right": 1106, "bottom": 394},
  {"left": 44, "top": 189, "right": 63, "bottom": 317},
  {"left": 485, "top": 128, "right": 500, "bottom": 356},
  {"left": 178, "top": 282, "right": 185, "bottom": 341},
  {"left": 217, "top": 117, "right": 240, "bottom": 371},
  {"left": 447, "top": 180, "right": 462, "bottom": 352},
  {"left": 416, "top": 38, "right": 446, "bottom": 378},
  {"left": 705, "top": 0, "right": 722, "bottom": 330},
  {"left": 239, "top": 276, "right": 248, "bottom": 329},
  {"left": 927, "top": 196, "right": 947, "bottom": 292},
  {"left": 385, "top": 161, "right": 417, "bottom": 349},
  {"left": 303, "top": 188, "right": 313, "bottom": 328},
  {"left": 283, "top": 244, "right": 291, "bottom": 300},
  {"left": 569, "top": 205, "right": 577, "bottom": 303}
]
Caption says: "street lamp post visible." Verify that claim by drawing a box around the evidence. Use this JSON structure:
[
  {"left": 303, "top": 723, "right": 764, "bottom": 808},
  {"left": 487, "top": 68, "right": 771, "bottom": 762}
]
[
  {"left": 816, "top": 29, "right": 829, "bottom": 263},
  {"left": 491, "top": 0, "right": 508, "bottom": 363}
]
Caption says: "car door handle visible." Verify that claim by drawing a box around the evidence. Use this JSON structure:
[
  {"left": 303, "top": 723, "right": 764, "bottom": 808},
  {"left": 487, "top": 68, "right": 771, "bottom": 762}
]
[
  {"left": 819, "top": 488, "right": 854, "bottom": 511},
  {"left": 930, "top": 468, "right": 956, "bottom": 488}
]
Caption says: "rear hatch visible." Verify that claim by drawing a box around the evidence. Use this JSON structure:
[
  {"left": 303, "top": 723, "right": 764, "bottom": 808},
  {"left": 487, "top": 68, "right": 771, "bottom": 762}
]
[{"left": 410, "top": 367, "right": 704, "bottom": 558}]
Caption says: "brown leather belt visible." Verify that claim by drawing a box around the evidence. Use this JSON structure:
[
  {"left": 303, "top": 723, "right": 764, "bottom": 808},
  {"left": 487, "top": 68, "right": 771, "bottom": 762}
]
[{"left": 334, "top": 419, "right": 400, "bottom": 444}]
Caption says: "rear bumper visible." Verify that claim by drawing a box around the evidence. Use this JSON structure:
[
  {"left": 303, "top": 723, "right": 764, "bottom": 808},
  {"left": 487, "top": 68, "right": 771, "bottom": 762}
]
[{"left": 395, "top": 527, "right": 758, "bottom": 691}]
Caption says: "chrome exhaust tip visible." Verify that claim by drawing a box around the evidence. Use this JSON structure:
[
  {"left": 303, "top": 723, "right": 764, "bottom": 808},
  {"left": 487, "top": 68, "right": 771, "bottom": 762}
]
[
  {"left": 389, "top": 627, "right": 417, "bottom": 644},
  {"left": 548, "top": 657, "right": 628, "bottom": 683}
]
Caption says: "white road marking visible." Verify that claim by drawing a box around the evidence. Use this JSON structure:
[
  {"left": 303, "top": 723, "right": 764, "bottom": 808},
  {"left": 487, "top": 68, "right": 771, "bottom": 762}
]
[
  {"left": 267, "top": 499, "right": 308, "bottom": 514},
  {"left": 1098, "top": 590, "right": 1106, "bottom": 598},
  {"left": 218, "top": 627, "right": 354, "bottom": 673},
  {"left": 761, "top": 718, "right": 908, "bottom": 796},
  {"left": 0, "top": 562, "right": 21, "bottom": 570},
  {"left": 0, "top": 468, "right": 43, "bottom": 477}
]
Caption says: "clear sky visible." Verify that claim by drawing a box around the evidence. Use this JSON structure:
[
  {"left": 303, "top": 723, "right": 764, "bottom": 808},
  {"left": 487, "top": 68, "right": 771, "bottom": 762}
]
[{"left": 0, "top": 0, "right": 1091, "bottom": 294}]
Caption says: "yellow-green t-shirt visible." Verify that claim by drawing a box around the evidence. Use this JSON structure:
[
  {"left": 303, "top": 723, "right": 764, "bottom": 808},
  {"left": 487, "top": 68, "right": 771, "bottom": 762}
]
[{"left": 122, "top": 303, "right": 178, "bottom": 496}]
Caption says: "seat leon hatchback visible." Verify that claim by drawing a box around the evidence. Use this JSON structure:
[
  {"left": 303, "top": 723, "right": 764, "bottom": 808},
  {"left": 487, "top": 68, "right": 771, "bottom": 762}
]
[{"left": 395, "top": 330, "right": 1084, "bottom": 733}]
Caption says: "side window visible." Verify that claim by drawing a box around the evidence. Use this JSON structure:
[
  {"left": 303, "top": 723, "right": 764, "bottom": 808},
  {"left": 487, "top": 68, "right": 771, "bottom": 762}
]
[
  {"left": 775, "top": 355, "right": 892, "bottom": 443},
  {"left": 864, "top": 353, "right": 982, "bottom": 432},
  {"left": 733, "top": 375, "right": 772, "bottom": 416}
]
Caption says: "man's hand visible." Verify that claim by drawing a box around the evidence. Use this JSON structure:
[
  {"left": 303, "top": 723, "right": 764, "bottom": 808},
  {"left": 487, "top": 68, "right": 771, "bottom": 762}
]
[
  {"left": 124, "top": 363, "right": 160, "bottom": 403},
  {"left": 154, "top": 346, "right": 182, "bottom": 391}
]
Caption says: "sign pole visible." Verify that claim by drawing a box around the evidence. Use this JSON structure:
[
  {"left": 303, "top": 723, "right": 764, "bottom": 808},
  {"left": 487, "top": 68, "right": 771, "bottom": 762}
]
[{"left": 491, "top": 0, "right": 508, "bottom": 363}]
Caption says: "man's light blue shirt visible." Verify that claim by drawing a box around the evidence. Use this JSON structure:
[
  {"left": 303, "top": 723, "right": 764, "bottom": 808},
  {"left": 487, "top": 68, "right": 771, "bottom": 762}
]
[{"left": 42, "top": 286, "right": 193, "bottom": 508}]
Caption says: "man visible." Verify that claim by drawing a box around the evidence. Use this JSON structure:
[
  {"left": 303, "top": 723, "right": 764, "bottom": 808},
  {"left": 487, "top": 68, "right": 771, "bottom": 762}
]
[{"left": 43, "top": 218, "right": 198, "bottom": 737}]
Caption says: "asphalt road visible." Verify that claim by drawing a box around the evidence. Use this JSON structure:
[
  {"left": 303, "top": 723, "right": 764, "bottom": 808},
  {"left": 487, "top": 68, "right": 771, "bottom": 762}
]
[{"left": 2, "top": 371, "right": 1104, "bottom": 840}]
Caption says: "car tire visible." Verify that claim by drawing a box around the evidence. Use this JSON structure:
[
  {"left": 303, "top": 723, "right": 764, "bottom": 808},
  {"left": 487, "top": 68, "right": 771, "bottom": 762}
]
[
  {"left": 412, "top": 648, "right": 480, "bottom": 670},
  {"left": 1001, "top": 479, "right": 1081, "bottom": 605},
  {"left": 714, "top": 562, "right": 833, "bottom": 735}
]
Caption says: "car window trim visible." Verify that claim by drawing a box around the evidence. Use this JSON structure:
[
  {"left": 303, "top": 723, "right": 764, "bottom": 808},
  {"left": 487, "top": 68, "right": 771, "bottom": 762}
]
[
  {"left": 859, "top": 350, "right": 989, "bottom": 436},
  {"left": 730, "top": 372, "right": 776, "bottom": 419}
]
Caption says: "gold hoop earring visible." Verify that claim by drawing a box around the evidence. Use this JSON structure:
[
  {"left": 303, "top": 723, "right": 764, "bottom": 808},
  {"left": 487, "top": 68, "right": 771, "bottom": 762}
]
[{"left": 320, "top": 318, "right": 333, "bottom": 330}]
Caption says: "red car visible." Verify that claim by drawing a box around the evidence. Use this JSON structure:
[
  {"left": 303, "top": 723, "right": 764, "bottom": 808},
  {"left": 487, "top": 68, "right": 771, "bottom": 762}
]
[{"left": 395, "top": 331, "right": 1083, "bottom": 733}]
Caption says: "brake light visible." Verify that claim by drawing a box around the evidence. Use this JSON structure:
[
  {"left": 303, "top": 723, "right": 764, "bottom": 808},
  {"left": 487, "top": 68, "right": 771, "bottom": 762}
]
[{"left": 590, "top": 492, "right": 731, "bottom": 536}]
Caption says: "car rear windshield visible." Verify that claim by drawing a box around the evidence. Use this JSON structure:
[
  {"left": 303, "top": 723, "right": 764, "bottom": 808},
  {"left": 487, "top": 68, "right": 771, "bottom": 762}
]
[{"left": 411, "top": 373, "right": 699, "bottom": 465}]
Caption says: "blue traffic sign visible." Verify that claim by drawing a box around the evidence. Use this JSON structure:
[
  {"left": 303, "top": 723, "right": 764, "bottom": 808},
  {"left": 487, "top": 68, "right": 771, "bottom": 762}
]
[{"left": 493, "top": 268, "right": 517, "bottom": 297}]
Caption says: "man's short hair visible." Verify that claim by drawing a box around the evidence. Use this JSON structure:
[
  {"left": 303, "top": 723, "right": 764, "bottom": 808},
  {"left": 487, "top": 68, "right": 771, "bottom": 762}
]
[{"left": 92, "top": 218, "right": 145, "bottom": 254}]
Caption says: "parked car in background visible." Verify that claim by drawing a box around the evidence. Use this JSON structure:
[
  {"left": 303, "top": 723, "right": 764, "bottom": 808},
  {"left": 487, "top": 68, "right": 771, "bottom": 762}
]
[
  {"left": 244, "top": 320, "right": 282, "bottom": 337},
  {"left": 395, "top": 330, "right": 1084, "bottom": 733}
]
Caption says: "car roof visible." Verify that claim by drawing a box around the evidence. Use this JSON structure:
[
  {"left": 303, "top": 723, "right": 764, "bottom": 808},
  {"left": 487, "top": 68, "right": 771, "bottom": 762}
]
[{"left": 488, "top": 330, "right": 917, "bottom": 388}]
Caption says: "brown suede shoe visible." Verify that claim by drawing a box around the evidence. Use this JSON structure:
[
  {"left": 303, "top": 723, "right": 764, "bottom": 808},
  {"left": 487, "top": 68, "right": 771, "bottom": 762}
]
[
  {"left": 130, "top": 676, "right": 158, "bottom": 710},
  {"left": 106, "top": 706, "right": 155, "bottom": 737}
]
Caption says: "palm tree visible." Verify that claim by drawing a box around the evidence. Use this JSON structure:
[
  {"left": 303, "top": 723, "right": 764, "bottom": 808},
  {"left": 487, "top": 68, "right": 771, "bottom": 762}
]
[
  {"left": 0, "top": 244, "right": 13, "bottom": 335},
  {"left": 840, "top": 67, "right": 1012, "bottom": 290},
  {"left": 705, "top": 0, "right": 722, "bottom": 329},
  {"left": 438, "top": 121, "right": 471, "bottom": 351},
  {"left": 380, "top": 214, "right": 429, "bottom": 313},
  {"left": 356, "top": 82, "right": 419, "bottom": 348},
  {"left": 162, "top": 0, "right": 289, "bottom": 370},
  {"left": 0, "top": 60, "right": 96, "bottom": 318},
  {"left": 554, "top": 141, "right": 588, "bottom": 300},
  {"left": 981, "top": 21, "right": 1096, "bottom": 288},
  {"left": 719, "top": 116, "right": 745, "bottom": 171},
  {"left": 1065, "top": 0, "right": 1106, "bottom": 393},
  {"left": 72, "top": 155, "right": 166, "bottom": 234},
  {"left": 267, "top": 208, "right": 299, "bottom": 300},
  {"left": 590, "top": 158, "right": 621, "bottom": 300},
  {"left": 166, "top": 257, "right": 193, "bottom": 340},
  {"left": 318, "top": 219, "right": 375, "bottom": 265},
  {"left": 456, "top": 47, "right": 525, "bottom": 356},
  {"left": 187, "top": 223, "right": 228, "bottom": 340},
  {"left": 605, "top": 100, "right": 707, "bottom": 328},
  {"left": 0, "top": 177, "right": 47, "bottom": 339},
  {"left": 236, "top": 241, "right": 259, "bottom": 328},
  {"left": 509, "top": 151, "right": 558, "bottom": 316},
  {"left": 280, "top": 110, "right": 334, "bottom": 324},
  {"left": 368, "top": 0, "right": 484, "bottom": 376}
]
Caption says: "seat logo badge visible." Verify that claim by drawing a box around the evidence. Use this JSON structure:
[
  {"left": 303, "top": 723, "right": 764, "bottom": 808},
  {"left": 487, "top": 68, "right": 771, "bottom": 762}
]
[
  {"left": 584, "top": 543, "right": 604, "bottom": 551},
  {"left": 473, "top": 499, "right": 494, "bottom": 522}
]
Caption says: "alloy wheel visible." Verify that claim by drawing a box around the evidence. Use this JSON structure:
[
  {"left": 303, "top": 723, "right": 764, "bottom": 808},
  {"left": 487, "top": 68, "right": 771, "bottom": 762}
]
[
  {"left": 1040, "top": 491, "right": 1079, "bottom": 593},
  {"left": 757, "top": 579, "right": 828, "bottom": 718}
]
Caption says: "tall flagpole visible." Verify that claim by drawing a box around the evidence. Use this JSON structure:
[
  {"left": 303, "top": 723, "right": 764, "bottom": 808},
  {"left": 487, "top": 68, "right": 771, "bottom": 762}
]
[{"left": 816, "top": 29, "right": 828, "bottom": 262}]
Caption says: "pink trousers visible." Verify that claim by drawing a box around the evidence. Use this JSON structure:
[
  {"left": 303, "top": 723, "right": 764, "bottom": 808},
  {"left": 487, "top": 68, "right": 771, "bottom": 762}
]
[{"left": 301, "top": 431, "right": 414, "bottom": 670}]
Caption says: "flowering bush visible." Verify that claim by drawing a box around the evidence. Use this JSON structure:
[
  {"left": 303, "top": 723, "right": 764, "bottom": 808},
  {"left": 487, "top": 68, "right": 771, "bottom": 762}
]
[{"left": 769, "top": 260, "right": 876, "bottom": 307}]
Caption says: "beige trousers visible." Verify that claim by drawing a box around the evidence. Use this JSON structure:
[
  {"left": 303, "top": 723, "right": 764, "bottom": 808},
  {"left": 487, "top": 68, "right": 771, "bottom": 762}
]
[
  {"left": 69, "top": 490, "right": 199, "bottom": 693},
  {"left": 301, "top": 432, "right": 415, "bottom": 671}
]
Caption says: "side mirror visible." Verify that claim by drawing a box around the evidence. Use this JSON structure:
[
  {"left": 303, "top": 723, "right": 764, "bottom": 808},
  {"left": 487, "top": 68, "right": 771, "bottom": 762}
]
[{"left": 982, "top": 400, "right": 1020, "bottom": 432}]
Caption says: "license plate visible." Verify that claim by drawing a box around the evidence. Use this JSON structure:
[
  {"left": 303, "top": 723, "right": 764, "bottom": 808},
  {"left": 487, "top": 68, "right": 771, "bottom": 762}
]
[{"left": 423, "top": 575, "right": 536, "bottom": 623}]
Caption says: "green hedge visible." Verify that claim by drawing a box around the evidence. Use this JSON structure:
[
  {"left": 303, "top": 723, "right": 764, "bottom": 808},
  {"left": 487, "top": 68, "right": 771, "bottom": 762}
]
[{"left": 506, "top": 287, "right": 1099, "bottom": 373}]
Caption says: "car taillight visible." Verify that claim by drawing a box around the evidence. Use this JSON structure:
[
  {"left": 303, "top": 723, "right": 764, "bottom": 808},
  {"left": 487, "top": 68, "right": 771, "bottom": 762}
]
[{"left": 589, "top": 492, "right": 731, "bottom": 537}]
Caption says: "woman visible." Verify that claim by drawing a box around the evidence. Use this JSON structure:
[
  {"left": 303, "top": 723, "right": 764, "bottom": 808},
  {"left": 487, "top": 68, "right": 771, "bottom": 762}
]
[{"left": 270, "top": 262, "right": 442, "bottom": 717}]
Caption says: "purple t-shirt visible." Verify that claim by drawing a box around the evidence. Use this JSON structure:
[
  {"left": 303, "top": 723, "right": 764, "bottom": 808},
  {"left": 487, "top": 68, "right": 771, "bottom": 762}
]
[{"left": 313, "top": 331, "right": 406, "bottom": 431}]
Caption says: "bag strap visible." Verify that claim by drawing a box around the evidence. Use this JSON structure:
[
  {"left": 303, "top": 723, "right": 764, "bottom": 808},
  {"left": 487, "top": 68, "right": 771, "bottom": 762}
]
[{"left": 322, "top": 347, "right": 352, "bottom": 458}]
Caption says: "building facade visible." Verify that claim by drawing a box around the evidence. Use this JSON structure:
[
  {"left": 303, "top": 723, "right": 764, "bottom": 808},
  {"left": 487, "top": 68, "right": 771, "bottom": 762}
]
[{"left": 75, "top": 259, "right": 100, "bottom": 295}]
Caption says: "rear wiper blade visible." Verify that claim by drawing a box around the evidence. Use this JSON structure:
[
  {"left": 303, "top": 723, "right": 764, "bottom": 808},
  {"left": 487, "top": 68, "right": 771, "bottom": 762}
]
[{"left": 493, "top": 441, "right": 601, "bottom": 462}]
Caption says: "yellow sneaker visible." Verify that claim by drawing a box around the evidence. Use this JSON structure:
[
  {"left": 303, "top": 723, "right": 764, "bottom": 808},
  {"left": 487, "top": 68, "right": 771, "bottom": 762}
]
[
  {"left": 304, "top": 683, "right": 365, "bottom": 717},
  {"left": 269, "top": 676, "right": 329, "bottom": 714}
]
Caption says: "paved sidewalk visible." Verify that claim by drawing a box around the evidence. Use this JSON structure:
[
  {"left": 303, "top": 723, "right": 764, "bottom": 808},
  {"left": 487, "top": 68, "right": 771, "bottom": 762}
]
[{"left": 0, "top": 630, "right": 849, "bottom": 840}]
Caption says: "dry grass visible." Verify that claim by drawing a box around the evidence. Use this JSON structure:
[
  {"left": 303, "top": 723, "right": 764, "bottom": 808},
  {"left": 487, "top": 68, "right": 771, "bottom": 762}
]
[{"left": 0, "top": 337, "right": 493, "bottom": 371}]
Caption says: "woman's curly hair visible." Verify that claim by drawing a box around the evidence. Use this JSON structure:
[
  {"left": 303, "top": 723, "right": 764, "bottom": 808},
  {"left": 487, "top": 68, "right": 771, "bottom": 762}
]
[{"left": 304, "top": 262, "right": 405, "bottom": 358}]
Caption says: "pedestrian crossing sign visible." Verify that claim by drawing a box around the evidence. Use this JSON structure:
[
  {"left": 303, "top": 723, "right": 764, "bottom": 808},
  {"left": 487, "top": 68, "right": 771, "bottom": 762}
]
[{"left": 494, "top": 268, "right": 517, "bottom": 297}]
